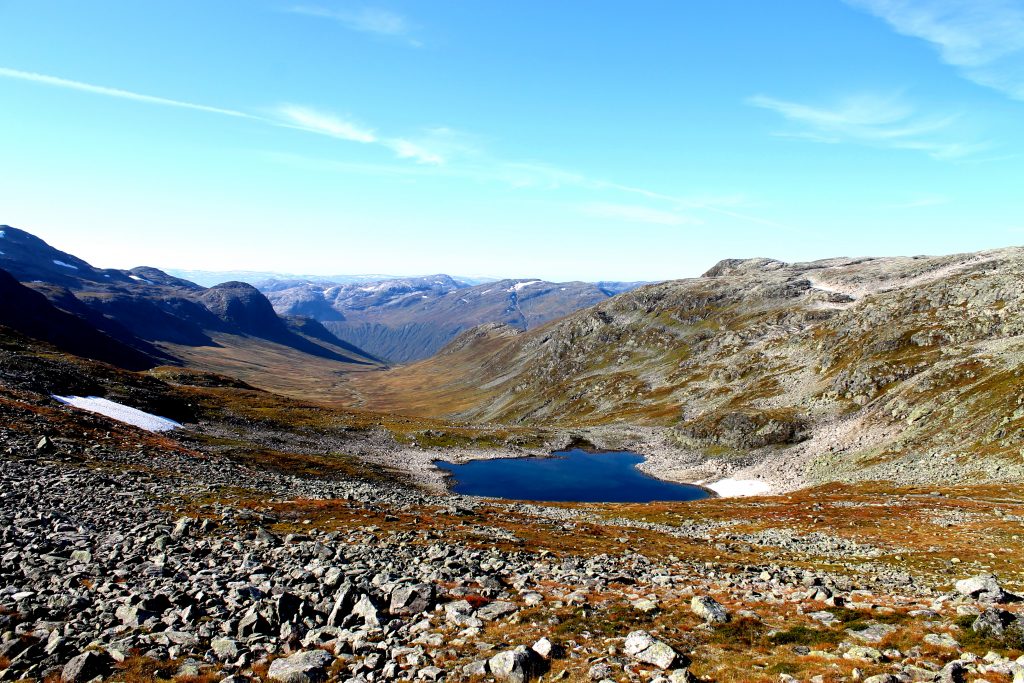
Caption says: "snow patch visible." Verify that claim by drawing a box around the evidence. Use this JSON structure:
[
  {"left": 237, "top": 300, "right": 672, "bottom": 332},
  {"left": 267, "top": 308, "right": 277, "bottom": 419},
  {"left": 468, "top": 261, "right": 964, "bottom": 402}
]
[
  {"left": 52, "top": 396, "right": 181, "bottom": 432},
  {"left": 507, "top": 280, "right": 542, "bottom": 292},
  {"left": 706, "top": 478, "right": 772, "bottom": 498},
  {"left": 52, "top": 259, "right": 78, "bottom": 270},
  {"left": 0, "top": 230, "right": 5, "bottom": 238},
  {"left": 129, "top": 274, "right": 154, "bottom": 284}
]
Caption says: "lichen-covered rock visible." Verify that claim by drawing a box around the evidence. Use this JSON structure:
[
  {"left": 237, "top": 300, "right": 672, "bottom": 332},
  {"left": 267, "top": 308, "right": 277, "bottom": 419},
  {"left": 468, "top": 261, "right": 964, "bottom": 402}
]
[
  {"left": 690, "top": 595, "right": 730, "bottom": 624},
  {"left": 266, "top": 649, "right": 335, "bottom": 683}
]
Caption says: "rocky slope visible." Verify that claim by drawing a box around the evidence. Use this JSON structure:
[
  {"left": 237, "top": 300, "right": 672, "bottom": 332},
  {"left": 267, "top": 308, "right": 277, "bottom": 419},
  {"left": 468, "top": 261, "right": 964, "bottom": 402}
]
[
  {"left": 263, "top": 276, "right": 645, "bottom": 363},
  {"left": 347, "top": 248, "right": 1024, "bottom": 490}
]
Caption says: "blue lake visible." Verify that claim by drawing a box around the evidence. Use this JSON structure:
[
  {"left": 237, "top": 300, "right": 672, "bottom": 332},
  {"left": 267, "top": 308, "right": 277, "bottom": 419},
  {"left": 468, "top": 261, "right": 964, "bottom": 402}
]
[{"left": 436, "top": 448, "right": 711, "bottom": 503}]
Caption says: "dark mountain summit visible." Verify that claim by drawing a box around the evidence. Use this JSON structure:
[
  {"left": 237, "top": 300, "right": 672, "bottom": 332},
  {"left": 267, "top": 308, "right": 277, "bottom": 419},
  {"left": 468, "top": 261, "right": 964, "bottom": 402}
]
[{"left": 199, "top": 281, "right": 290, "bottom": 339}]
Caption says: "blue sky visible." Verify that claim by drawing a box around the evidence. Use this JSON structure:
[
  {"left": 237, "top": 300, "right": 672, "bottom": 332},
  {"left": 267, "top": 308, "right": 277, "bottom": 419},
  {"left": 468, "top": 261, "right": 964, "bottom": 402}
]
[{"left": 1, "top": 0, "right": 1022, "bottom": 281}]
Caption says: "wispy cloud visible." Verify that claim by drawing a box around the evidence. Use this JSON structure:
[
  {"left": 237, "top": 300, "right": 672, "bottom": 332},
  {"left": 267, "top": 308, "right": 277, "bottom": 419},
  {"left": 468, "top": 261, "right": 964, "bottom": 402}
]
[
  {"left": 0, "top": 66, "right": 254, "bottom": 119},
  {"left": 846, "top": 0, "right": 1024, "bottom": 100},
  {"left": 385, "top": 138, "right": 444, "bottom": 164},
  {"left": 276, "top": 104, "right": 377, "bottom": 143},
  {"left": 287, "top": 5, "right": 420, "bottom": 45},
  {"left": 578, "top": 202, "right": 702, "bottom": 226},
  {"left": 1, "top": 64, "right": 791, "bottom": 230},
  {"left": 275, "top": 104, "right": 448, "bottom": 164},
  {"left": 748, "top": 92, "right": 986, "bottom": 159}
]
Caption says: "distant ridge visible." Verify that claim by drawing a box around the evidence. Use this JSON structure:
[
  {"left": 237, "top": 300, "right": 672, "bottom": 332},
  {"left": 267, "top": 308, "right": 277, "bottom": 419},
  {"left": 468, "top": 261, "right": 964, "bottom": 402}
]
[{"left": 166, "top": 268, "right": 498, "bottom": 288}]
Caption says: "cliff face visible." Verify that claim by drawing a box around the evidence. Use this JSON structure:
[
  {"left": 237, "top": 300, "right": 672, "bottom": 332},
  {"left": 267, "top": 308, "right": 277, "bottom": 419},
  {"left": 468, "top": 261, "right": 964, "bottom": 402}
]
[{"left": 349, "top": 247, "right": 1024, "bottom": 486}]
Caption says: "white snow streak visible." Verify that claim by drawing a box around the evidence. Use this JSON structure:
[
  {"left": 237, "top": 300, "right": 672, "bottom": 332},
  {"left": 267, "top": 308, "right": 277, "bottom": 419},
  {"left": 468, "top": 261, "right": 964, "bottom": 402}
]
[
  {"left": 706, "top": 478, "right": 772, "bottom": 498},
  {"left": 53, "top": 396, "right": 182, "bottom": 432}
]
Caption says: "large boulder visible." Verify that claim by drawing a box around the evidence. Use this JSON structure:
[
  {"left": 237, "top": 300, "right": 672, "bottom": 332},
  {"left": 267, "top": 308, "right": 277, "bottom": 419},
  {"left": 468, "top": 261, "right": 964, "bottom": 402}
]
[
  {"left": 624, "top": 630, "right": 679, "bottom": 670},
  {"left": 690, "top": 595, "right": 730, "bottom": 624},
  {"left": 955, "top": 574, "right": 1013, "bottom": 603},
  {"left": 477, "top": 600, "right": 518, "bottom": 621},
  {"left": 61, "top": 650, "right": 114, "bottom": 683},
  {"left": 389, "top": 583, "right": 435, "bottom": 616},
  {"left": 327, "top": 583, "right": 356, "bottom": 626},
  {"left": 972, "top": 607, "right": 1015, "bottom": 637},
  {"left": 351, "top": 594, "right": 381, "bottom": 627},
  {"left": 488, "top": 646, "right": 536, "bottom": 683}
]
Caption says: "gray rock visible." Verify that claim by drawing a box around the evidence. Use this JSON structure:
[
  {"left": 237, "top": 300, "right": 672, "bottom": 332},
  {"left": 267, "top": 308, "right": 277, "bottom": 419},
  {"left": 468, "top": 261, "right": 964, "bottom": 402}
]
[
  {"left": 934, "top": 660, "right": 966, "bottom": 683},
  {"left": 171, "top": 517, "right": 193, "bottom": 539},
  {"left": 488, "top": 645, "right": 535, "bottom": 683},
  {"left": 389, "top": 583, "right": 435, "bottom": 616},
  {"left": 955, "top": 573, "right": 1009, "bottom": 603},
  {"left": 843, "top": 645, "right": 883, "bottom": 663},
  {"left": 61, "top": 651, "right": 113, "bottom": 683},
  {"left": 417, "top": 666, "right": 444, "bottom": 681},
  {"left": 847, "top": 623, "right": 895, "bottom": 644},
  {"left": 922, "top": 633, "right": 959, "bottom": 649},
  {"left": 624, "top": 630, "right": 678, "bottom": 670},
  {"left": 531, "top": 637, "right": 557, "bottom": 660},
  {"left": 266, "top": 649, "right": 335, "bottom": 683},
  {"left": 211, "top": 638, "right": 239, "bottom": 662},
  {"left": 973, "top": 607, "right": 1014, "bottom": 637},
  {"left": 462, "top": 659, "right": 489, "bottom": 676},
  {"left": 237, "top": 610, "right": 272, "bottom": 637},
  {"left": 477, "top": 600, "right": 518, "bottom": 621},
  {"left": 351, "top": 594, "right": 381, "bottom": 627},
  {"left": 808, "top": 610, "right": 838, "bottom": 625},
  {"left": 327, "top": 583, "right": 356, "bottom": 627},
  {"left": 275, "top": 591, "right": 305, "bottom": 624},
  {"left": 690, "top": 595, "right": 729, "bottom": 624},
  {"left": 68, "top": 550, "right": 92, "bottom": 564},
  {"left": 668, "top": 670, "right": 697, "bottom": 683},
  {"left": 444, "top": 599, "right": 476, "bottom": 626}
]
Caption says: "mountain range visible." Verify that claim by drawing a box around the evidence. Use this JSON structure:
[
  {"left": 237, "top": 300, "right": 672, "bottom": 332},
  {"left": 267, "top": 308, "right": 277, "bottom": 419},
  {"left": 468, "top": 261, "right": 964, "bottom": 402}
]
[
  {"left": 261, "top": 275, "right": 646, "bottom": 362},
  {"left": 164, "top": 268, "right": 499, "bottom": 289}
]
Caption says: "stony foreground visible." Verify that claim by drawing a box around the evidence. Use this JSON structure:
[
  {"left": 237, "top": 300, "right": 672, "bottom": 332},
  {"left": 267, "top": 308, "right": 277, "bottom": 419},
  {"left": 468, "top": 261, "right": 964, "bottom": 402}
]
[{"left": 2, "top": 422, "right": 1024, "bottom": 683}]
